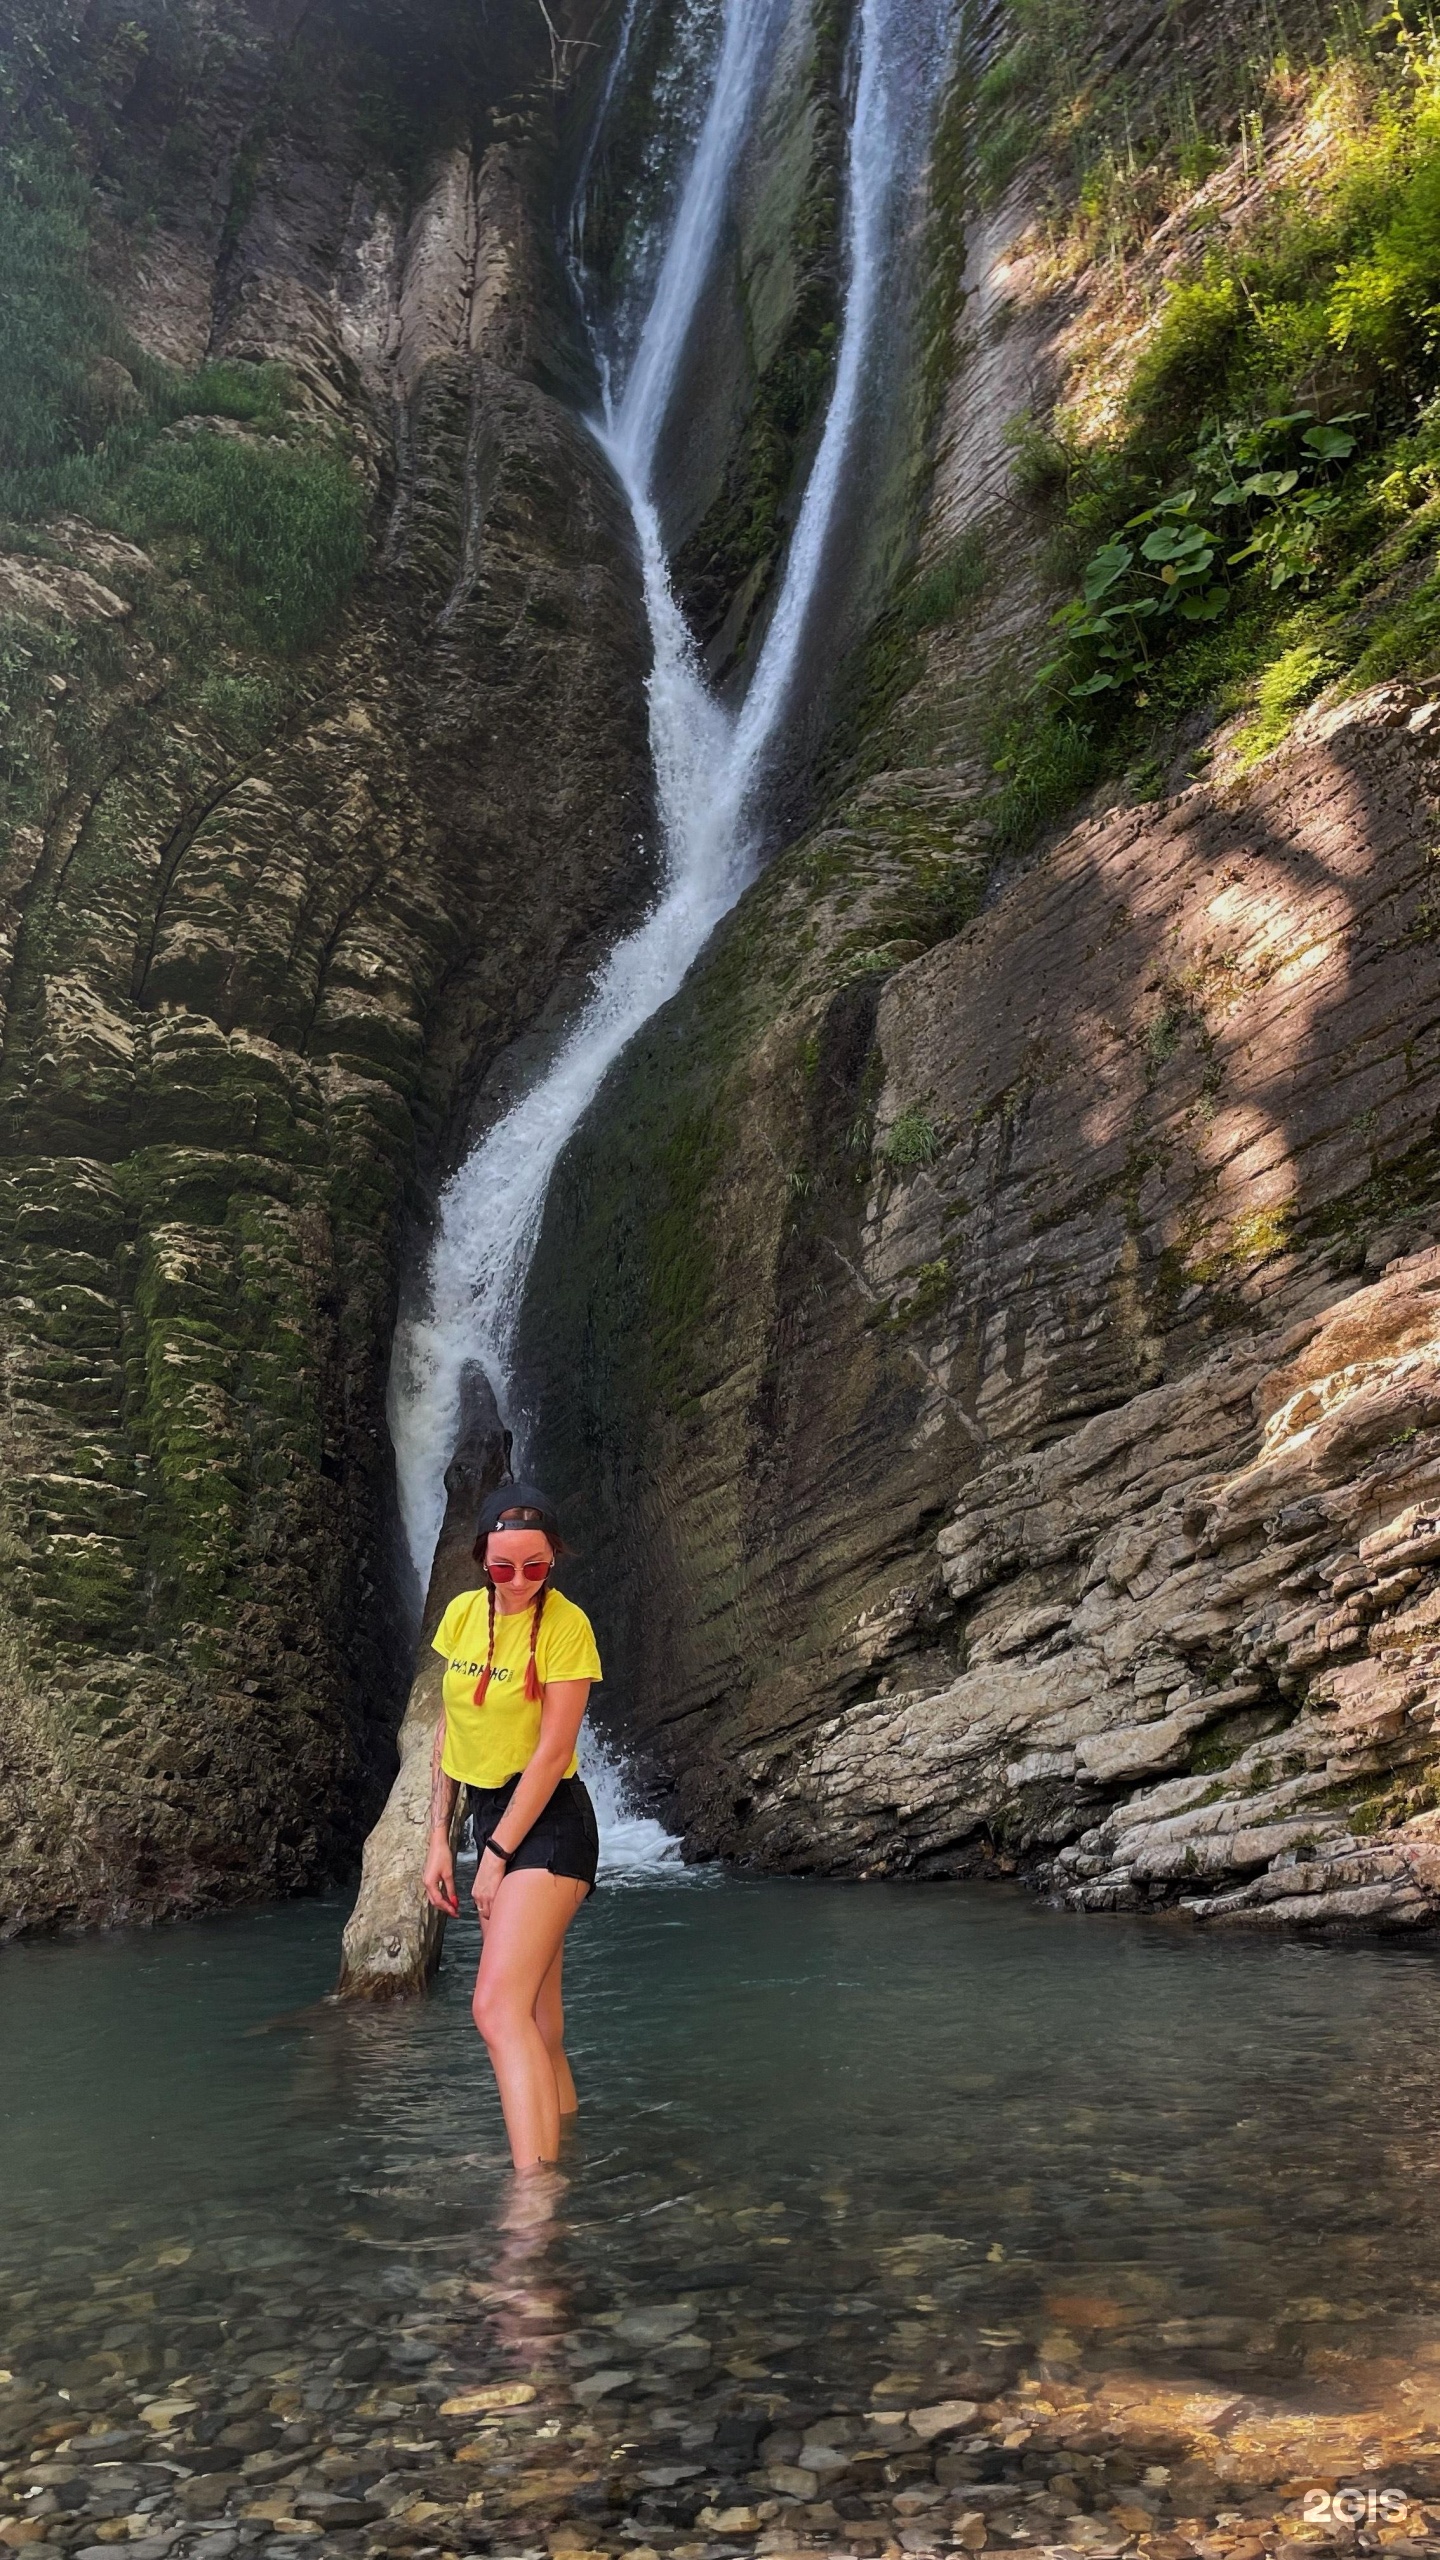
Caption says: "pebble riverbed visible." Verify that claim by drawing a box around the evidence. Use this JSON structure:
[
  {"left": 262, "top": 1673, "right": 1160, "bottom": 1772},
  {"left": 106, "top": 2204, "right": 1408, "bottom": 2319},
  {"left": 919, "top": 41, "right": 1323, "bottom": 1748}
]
[{"left": 4, "top": 1880, "right": 1440, "bottom": 2560}]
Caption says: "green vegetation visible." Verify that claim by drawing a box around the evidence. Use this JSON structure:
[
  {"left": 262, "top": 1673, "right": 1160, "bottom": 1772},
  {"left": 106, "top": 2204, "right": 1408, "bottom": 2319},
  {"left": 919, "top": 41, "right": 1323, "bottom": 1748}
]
[
  {"left": 0, "top": 23, "right": 370, "bottom": 661},
  {"left": 888, "top": 1254, "right": 951, "bottom": 1327},
  {"left": 988, "top": 18, "right": 1440, "bottom": 840},
  {"left": 195, "top": 669, "right": 286, "bottom": 747},
  {"left": 970, "top": 0, "right": 1344, "bottom": 229},
  {"left": 1187, "top": 1698, "right": 1295, "bottom": 1773},
  {"left": 0, "top": 142, "right": 120, "bottom": 472},
  {"left": 880, "top": 1107, "right": 943, "bottom": 1168},
  {"left": 901, "top": 527, "right": 991, "bottom": 631},
  {"left": 0, "top": 292, "right": 367, "bottom": 654},
  {"left": 120, "top": 436, "right": 368, "bottom": 654}
]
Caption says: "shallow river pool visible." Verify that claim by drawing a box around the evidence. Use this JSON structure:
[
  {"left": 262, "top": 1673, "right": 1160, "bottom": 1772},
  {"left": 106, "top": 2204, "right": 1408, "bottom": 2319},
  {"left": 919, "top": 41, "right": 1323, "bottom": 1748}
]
[{"left": 3, "top": 1866, "right": 1440, "bottom": 2560}]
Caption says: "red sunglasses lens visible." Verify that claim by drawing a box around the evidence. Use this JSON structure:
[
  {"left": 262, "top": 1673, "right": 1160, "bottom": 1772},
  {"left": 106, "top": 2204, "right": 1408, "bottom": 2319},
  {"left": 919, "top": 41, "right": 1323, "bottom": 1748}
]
[{"left": 489, "top": 1558, "right": 548, "bottom": 1581}]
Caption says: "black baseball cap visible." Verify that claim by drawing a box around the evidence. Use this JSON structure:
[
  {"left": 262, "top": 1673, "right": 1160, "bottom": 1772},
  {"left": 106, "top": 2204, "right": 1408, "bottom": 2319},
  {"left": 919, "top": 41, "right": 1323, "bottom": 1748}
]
[{"left": 473, "top": 1480, "right": 561, "bottom": 1544}]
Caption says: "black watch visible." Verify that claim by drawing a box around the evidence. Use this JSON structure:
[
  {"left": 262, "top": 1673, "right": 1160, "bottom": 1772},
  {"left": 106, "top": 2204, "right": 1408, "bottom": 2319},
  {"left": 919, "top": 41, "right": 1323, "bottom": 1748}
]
[{"left": 483, "top": 1832, "right": 516, "bottom": 1865}]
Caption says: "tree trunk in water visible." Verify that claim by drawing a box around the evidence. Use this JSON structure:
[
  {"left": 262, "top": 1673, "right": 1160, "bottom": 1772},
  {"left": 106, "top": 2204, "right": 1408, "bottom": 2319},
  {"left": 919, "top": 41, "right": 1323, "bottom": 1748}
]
[{"left": 336, "top": 1371, "right": 508, "bottom": 1999}]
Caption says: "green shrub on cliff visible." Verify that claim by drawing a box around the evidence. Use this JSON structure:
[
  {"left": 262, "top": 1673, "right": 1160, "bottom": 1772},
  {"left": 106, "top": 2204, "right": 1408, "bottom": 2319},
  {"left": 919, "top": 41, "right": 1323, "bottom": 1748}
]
[
  {"left": 114, "top": 435, "right": 370, "bottom": 655},
  {"left": 0, "top": 95, "right": 368, "bottom": 657},
  {"left": 0, "top": 144, "right": 119, "bottom": 471},
  {"left": 880, "top": 1107, "right": 943, "bottom": 1167},
  {"left": 994, "top": 23, "right": 1440, "bottom": 838}
]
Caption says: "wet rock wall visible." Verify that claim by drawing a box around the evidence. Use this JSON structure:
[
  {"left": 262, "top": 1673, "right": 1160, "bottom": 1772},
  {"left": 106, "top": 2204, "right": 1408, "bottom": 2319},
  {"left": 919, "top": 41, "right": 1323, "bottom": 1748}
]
[
  {"left": 520, "top": 0, "right": 1440, "bottom": 1929},
  {"left": 0, "top": 0, "right": 656, "bottom": 1931}
]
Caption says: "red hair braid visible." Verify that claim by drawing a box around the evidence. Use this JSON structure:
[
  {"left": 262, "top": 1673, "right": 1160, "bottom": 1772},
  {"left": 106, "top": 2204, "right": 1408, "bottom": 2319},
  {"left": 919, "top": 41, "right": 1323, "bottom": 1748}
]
[
  {"left": 525, "top": 1583, "right": 548, "bottom": 1703},
  {"left": 472, "top": 1584, "right": 497, "bottom": 1707}
]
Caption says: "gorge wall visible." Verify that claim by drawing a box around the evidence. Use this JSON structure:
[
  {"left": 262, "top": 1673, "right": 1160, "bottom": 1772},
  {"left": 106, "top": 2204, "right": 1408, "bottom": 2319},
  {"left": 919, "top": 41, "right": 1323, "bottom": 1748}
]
[
  {"left": 0, "top": 0, "right": 912, "bottom": 1932},
  {"left": 521, "top": 0, "right": 1440, "bottom": 1928},
  {"left": 10, "top": 0, "right": 1440, "bottom": 1940},
  {"left": 0, "top": 0, "right": 660, "bottom": 1929}
]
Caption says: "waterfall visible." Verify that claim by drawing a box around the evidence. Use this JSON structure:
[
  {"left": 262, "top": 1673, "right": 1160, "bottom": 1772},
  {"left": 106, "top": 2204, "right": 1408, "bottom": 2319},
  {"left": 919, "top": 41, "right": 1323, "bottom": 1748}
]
[{"left": 388, "top": 0, "right": 955, "bottom": 1601}]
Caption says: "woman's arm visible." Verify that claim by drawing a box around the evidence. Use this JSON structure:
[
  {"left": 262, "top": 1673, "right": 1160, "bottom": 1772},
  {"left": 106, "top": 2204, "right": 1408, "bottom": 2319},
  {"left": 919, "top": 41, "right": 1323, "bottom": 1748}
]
[
  {"left": 423, "top": 1709, "right": 461, "bottom": 1916},
  {"left": 472, "top": 1679, "right": 590, "bottom": 1918}
]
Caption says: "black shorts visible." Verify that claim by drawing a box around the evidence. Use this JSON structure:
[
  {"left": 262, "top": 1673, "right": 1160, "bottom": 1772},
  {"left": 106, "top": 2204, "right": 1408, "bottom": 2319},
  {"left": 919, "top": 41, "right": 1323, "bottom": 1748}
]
[{"left": 466, "top": 1772, "right": 599, "bottom": 1896}]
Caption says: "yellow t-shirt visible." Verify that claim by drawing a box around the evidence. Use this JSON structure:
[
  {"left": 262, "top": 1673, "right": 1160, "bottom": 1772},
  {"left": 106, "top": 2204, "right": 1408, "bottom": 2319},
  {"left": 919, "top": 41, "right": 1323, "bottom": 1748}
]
[{"left": 432, "top": 1586, "right": 602, "bottom": 1787}]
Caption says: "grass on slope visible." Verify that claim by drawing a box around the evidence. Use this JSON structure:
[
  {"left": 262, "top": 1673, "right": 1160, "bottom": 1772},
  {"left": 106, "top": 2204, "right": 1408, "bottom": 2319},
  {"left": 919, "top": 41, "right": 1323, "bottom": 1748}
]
[
  {"left": 0, "top": 94, "right": 367, "bottom": 657},
  {"left": 984, "top": 15, "right": 1440, "bottom": 843}
]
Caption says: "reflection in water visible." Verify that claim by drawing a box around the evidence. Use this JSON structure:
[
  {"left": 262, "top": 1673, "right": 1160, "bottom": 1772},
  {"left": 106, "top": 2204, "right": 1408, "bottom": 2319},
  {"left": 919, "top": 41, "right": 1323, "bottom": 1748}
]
[{"left": 3, "top": 1881, "right": 1440, "bottom": 2557}]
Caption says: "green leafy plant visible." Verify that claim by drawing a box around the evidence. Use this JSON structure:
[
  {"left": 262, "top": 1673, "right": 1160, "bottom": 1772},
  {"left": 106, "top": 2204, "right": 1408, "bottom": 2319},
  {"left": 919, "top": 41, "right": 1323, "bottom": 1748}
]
[{"left": 1039, "top": 408, "right": 1362, "bottom": 705}]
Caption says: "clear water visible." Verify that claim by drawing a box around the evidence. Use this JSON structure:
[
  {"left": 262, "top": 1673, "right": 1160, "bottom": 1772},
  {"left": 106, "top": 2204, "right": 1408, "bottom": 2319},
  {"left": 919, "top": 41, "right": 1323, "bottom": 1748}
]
[
  {"left": 9, "top": 1881, "right": 1440, "bottom": 2554},
  {"left": 7, "top": 1881, "right": 1440, "bottom": 2392}
]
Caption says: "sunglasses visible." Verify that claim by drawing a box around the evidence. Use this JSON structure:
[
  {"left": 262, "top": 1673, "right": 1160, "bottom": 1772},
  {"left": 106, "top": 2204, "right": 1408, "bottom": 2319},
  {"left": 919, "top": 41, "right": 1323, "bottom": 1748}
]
[{"left": 488, "top": 1557, "right": 550, "bottom": 1583}]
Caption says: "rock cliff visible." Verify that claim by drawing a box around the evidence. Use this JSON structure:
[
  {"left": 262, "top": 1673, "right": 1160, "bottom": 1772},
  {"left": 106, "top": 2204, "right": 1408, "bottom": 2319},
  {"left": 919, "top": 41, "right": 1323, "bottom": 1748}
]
[
  {"left": 521, "top": 0, "right": 1440, "bottom": 1927},
  {"left": 0, "top": 0, "right": 655, "bottom": 1930},
  {"left": 13, "top": 0, "right": 1440, "bottom": 1943}
]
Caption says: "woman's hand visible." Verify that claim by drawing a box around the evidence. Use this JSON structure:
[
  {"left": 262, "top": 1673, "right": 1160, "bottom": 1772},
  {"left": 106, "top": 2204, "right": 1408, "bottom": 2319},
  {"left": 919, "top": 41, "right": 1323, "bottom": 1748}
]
[
  {"left": 472, "top": 1843, "right": 505, "bottom": 1924},
  {"left": 424, "top": 1832, "right": 459, "bottom": 1916}
]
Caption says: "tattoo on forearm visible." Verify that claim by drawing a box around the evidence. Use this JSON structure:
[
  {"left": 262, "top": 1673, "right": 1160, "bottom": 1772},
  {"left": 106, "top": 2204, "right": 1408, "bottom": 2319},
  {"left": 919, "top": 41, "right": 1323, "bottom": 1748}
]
[{"left": 429, "top": 1713, "right": 458, "bottom": 1834}]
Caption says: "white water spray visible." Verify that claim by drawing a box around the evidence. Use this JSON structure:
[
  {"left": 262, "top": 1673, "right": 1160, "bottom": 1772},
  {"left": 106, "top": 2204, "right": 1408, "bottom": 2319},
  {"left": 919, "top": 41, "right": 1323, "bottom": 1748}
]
[{"left": 389, "top": 0, "right": 955, "bottom": 1612}]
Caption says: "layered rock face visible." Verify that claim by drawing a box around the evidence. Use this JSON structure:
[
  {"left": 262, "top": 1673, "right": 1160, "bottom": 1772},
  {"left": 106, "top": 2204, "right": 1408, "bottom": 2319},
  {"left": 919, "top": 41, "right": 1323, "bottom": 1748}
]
[
  {"left": 525, "top": 687, "right": 1440, "bottom": 1927},
  {"left": 753, "top": 690, "right": 1440, "bottom": 1928},
  {"left": 521, "top": 0, "right": 1440, "bottom": 1928},
  {"left": 14, "top": 0, "right": 1440, "bottom": 1944},
  {"left": 0, "top": 0, "right": 655, "bottom": 1930}
]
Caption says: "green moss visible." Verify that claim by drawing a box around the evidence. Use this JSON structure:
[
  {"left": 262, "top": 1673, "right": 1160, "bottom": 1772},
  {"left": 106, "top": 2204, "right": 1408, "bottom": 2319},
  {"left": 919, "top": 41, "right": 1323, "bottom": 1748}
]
[
  {"left": 1350, "top": 1763, "right": 1440, "bottom": 1833},
  {"left": 1144, "top": 999, "right": 1193, "bottom": 1071},
  {"left": 1188, "top": 1723, "right": 1243, "bottom": 1774},
  {"left": 1183, "top": 1203, "right": 1298, "bottom": 1289},
  {"left": 647, "top": 1106, "right": 733, "bottom": 1404},
  {"left": 794, "top": 27, "right": 980, "bottom": 797},
  {"left": 900, "top": 527, "right": 991, "bottom": 632},
  {"left": 916, "top": 41, "right": 975, "bottom": 419},
  {"left": 1299, "top": 1136, "right": 1440, "bottom": 1260},
  {"left": 673, "top": 0, "right": 853, "bottom": 649},
  {"left": 815, "top": 604, "right": 927, "bottom": 794},
  {"left": 889, "top": 1256, "right": 952, "bottom": 1327},
  {"left": 1230, "top": 637, "right": 1340, "bottom": 764}
]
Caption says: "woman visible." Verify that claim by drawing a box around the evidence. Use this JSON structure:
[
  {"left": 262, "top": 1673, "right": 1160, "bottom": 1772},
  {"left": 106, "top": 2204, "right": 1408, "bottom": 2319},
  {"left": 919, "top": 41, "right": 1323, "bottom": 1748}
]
[{"left": 423, "top": 1480, "right": 602, "bottom": 2174}]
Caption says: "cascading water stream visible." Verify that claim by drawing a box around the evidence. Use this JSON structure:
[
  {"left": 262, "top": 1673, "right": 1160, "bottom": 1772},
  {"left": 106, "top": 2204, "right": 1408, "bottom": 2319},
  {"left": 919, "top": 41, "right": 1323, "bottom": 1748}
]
[{"left": 388, "top": 0, "right": 955, "bottom": 1614}]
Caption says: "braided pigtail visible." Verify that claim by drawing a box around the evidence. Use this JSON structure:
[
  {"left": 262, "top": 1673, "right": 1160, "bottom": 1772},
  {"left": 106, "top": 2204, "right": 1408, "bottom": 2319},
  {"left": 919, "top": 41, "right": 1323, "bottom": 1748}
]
[
  {"left": 472, "top": 1583, "right": 497, "bottom": 1707},
  {"left": 524, "top": 1583, "right": 548, "bottom": 1703}
]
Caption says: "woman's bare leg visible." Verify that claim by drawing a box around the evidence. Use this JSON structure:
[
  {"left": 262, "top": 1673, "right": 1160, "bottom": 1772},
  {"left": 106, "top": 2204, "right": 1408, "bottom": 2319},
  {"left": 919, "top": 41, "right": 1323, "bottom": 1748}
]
[
  {"left": 474, "top": 1871, "right": 588, "bottom": 2170},
  {"left": 533, "top": 1936, "right": 579, "bottom": 2115}
]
